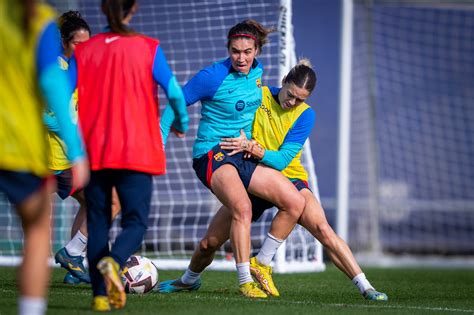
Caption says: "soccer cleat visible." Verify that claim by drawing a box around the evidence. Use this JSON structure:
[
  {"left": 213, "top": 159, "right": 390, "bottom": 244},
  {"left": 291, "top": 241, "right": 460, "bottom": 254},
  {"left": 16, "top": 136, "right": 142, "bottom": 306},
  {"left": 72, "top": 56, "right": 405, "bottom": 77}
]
[
  {"left": 54, "top": 247, "right": 91, "bottom": 283},
  {"left": 97, "top": 256, "right": 126, "bottom": 309},
  {"left": 63, "top": 272, "right": 81, "bottom": 285},
  {"left": 159, "top": 278, "right": 202, "bottom": 293},
  {"left": 91, "top": 296, "right": 111, "bottom": 312},
  {"left": 239, "top": 282, "right": 268, "bottom": 299},
  {"left": 364, "top": 289, "right": 388, "bottom": 301},
  {"left": 249, "top": 256, "right": 280, "bottom": 297}
]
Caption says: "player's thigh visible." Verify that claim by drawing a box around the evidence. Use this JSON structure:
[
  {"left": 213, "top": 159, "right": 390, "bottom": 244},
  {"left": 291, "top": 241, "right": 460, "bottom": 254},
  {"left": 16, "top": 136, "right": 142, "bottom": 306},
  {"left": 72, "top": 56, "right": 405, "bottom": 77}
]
[
  {"left": 298, "top": 188, "right": 329, "bottom": 228},
  {"left": 247, "top": 164, "right": 303, "bottom": 209},
  {"left": 210, "top": 164, "right": 252, "bottom": 216},
  {"left": 114, "top": 170, "right": 152, "bottom": 223}
]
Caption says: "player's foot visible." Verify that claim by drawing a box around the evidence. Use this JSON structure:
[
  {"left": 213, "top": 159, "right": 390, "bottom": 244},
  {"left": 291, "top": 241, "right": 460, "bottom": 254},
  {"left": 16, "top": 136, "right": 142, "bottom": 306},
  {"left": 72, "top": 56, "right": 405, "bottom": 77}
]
[
  {"left": 91, "top": 295, "right": 111, "bottom": 312},
  {"left": 97, "top": 256, "right": 126, "bottom": 309},
  {"left": 159, "top": 278, "right": 202, "bottom": 293},
  {"left": 55, "top": 247, "right": 91, "bottom": 283},
  {"left": 364, "top": 289, "right": 388, "bottom": 301},
  {"left": 250, "top": 256, "right": 279, "bottom": 297},
  {"left": 63, "top": 272, "right": 81, "bottom": 285},
  {"left": 239, "top": 282, "right": 268, "bottom": 298}
]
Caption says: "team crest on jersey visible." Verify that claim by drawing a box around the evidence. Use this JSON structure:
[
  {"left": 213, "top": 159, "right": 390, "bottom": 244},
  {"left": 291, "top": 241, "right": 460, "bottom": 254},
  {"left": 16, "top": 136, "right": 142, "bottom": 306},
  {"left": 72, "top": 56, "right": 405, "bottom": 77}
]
[
  {"left": 256, "top": 78, "right": 262, "bottom": 88},
  {"left": 57, "top": 56, "right": 69, "bottom": 70},
  {"left": 214, "top": 152, "right": 225, "bottom": 162}
]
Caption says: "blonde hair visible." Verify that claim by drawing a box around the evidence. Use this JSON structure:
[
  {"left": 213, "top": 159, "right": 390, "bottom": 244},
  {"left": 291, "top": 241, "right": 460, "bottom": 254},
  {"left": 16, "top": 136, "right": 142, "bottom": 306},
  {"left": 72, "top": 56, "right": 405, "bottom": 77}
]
[
  {"left": 283, "top": 57, "right": 317, "bottom": 93},
  {"left": 297, "top": 57, "right": 313, "bottom": 69}
]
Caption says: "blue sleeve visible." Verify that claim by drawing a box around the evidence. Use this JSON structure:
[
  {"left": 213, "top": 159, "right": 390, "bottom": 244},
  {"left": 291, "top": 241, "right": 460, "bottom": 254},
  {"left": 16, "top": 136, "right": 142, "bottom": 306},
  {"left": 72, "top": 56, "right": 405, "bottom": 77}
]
[
  {"left": 152, "top": 46, "right": 173, "bottom": 94},
  {"left": 260, "top": 142, "right": 303, "bottom": 171},
  {"left": 37, "top": 22, "right": 85, "bottom": 162},
  {"left": 153, "top": 46, "right": 188, "bottom": 135},
  {"left": 36, "top": 22, "right": 60, "bottom": 75},
  {"left": 283, "top": 108, "right": 315, "bottom": 145},
  {"left": 160, "top": 104, "right": 174, "bottom": 146},
  {"left": 260, "top": 107, "right": 315, "bottom": 171},
  {"left": 68, "top": 55, "right": 78, "bottom": 91},
  {"left": 43, "top": 112, "right": 60, "bottom": 132},
  {"left": 182, "top": 68, "right": 220, "bottom": 105}
]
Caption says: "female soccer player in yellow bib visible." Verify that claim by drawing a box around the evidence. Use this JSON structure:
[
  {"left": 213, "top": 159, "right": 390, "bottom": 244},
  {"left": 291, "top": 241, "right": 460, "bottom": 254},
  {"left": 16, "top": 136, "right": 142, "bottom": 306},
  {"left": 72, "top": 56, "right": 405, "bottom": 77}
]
[
  {"left": 161, "top": 59, "right": 387, "bottom": 302},
  {"left": 0, "top": 2, "right": 88, "bottom": 314}
]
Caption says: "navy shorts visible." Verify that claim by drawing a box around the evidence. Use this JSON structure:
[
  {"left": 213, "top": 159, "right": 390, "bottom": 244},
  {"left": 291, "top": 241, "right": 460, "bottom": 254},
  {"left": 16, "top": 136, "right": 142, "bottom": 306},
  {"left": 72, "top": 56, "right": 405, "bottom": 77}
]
[
  {"left": 193, "top": 144, "right": 260, "bottom": 190},
  {"left": 55, "top": 168, "right": 74, "bottom": 199},
  {"left": 0, "top": 170, "right": 45, "bottom": 205},
  {"left": 251, "top": 179, "right": 311, "bottom": 222}
]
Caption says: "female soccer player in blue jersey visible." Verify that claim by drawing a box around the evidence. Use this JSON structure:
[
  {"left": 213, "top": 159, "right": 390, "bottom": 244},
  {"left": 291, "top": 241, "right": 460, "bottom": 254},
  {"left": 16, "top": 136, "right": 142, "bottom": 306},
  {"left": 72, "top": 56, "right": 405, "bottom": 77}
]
[
  {"left": 160, "top": 20, "right": 306, "bottom": 298},
  {"left": 0, "top": 2, "right": 88, "bottom": 315},
  {"left": 162, "top": 59, "right": 387, "bottom": 302}
]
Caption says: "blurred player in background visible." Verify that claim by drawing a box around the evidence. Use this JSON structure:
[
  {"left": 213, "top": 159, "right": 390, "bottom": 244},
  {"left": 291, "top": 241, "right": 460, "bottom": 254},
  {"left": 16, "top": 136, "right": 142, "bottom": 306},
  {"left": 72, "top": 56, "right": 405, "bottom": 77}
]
[
  {"left": 44, "top": 10, "right": 121, "bottom": 286},
  {"left": 159, "top": 19, "right": 305, "bottom": 299},
  {"left": 0, "top": 2, "right": 89, "bottom": 315},
  {"left": 160, "top": 60, "right": 388, "bottom": 302},
  {"left": 73, "top": 0, "right": 188, "bottom": 311}
]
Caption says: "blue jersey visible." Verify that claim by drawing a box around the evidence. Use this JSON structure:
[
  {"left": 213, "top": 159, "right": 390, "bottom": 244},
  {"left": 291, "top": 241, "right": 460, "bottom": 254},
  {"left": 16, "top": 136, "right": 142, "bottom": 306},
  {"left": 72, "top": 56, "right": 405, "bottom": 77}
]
[{"left": 183, "top": 58, "right": 263, "bottom": 158}]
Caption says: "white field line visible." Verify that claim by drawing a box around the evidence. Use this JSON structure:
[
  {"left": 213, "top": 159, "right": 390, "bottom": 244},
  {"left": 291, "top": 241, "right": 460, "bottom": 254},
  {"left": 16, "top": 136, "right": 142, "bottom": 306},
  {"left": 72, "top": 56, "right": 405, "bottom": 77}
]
[{"left": 1, "top": 288, "right": 472, "bottom": 313}]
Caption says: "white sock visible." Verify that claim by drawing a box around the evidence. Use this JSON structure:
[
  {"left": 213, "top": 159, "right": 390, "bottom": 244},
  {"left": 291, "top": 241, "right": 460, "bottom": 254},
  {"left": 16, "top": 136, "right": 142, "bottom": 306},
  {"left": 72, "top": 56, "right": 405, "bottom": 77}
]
[
  {"left": 256, "top": 233, "right": 283, "bottom": 266},
  {"left": 180, "top": 268, "right": 201, "bottom": 285},
  {"left": 236, "top": 262, "right": 253, "bottom": 285},
  {"left": 65, "top": 231, "right": 87, "bottom": 256},
  {"left": 352, "top": 273, "right": 374, "bottom": 295},
  {"left": 19, "top": 296, "right": 46, "bottom": 315}
]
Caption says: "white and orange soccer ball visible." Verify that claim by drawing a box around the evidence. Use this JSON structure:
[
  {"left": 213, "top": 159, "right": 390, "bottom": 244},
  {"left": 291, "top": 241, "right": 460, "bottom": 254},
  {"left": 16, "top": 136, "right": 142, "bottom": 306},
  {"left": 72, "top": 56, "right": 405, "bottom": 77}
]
[{"left": 120, "top": 255, "right": 159, "bottom": 294}]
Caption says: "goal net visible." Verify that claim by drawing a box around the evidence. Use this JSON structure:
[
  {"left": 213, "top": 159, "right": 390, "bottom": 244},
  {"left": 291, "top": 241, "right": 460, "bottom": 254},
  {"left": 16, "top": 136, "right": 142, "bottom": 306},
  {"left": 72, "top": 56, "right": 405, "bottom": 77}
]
[
  {"left": 339, "top": 0, "right": 474, "bottom": 265},
  {"left": 0, "top": 0, "right": 324, "bottom": 273}
]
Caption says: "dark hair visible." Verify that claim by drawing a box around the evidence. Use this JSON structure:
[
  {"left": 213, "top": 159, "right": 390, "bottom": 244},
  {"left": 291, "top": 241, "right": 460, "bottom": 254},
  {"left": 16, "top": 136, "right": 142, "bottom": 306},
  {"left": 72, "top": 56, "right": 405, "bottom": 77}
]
[
  {"left": 227, "top": 19, "right": 275, "bottom": 54},
  {"left": 283, "top": 58, "right": 317, "bottom": 93},
  {"left": 101, "top": 0, "right": 136, "bottom": 35},
  {"left": 21, "top": 0, "right": 35, "bottom": 35},
  {"left": 58, "top": 11, "right": 91, "bottom": 44}
]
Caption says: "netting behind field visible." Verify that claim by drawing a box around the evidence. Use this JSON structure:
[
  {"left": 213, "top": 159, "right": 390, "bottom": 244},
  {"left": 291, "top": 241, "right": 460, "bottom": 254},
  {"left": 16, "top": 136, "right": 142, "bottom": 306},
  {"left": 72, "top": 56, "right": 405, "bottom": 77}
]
[
  {"left": 0, "top": 0, "right": 322, "bottom": 270},
  {"left": 348, "top": 0, "right": 474, "bottom": 256}
]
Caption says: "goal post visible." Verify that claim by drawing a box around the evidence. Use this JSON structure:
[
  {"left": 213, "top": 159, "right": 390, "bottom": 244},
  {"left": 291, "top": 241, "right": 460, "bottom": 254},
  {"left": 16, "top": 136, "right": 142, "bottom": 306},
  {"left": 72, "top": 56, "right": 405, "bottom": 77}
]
[
  {"left": 338, "top": 0, "right": 474, "bottom": 266},
  {"left": 0, "top": 0, "right": 325, "bottom": 273}
]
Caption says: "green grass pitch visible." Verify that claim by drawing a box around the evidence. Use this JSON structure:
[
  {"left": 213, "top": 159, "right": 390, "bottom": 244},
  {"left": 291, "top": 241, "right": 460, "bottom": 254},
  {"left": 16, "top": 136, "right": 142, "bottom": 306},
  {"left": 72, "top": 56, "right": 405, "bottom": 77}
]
[{"left": 0, "top": 265, "right": 473, "bottom": 314}]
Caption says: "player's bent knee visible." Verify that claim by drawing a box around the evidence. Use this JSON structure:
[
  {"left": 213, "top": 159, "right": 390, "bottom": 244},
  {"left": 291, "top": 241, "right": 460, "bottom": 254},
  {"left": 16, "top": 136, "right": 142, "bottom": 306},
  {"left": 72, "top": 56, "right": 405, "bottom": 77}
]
[
  {"left": 283, "top": 193, "right": 305, "bottom": 219},
  {"left": 199, "top": 237, "right": 220, "bottom": 253},
  {"left": 231, "top": 202, "right": 252, "bottom": 224}
]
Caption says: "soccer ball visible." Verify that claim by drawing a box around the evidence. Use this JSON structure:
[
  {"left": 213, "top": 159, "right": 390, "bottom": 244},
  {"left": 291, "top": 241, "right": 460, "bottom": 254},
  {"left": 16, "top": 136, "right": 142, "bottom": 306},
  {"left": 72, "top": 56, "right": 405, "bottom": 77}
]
[{"left": 120, "top": 255, "right": 159, "bottom": 294}]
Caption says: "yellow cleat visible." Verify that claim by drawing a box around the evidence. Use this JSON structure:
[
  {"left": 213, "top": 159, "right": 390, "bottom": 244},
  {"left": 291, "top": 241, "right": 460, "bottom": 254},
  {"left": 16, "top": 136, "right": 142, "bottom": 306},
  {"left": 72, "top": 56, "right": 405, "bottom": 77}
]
[
  {"left": 239, "top": 281, "right": 268, "bottom": 299},
  {"left": 97, "top": 256, "right": 126, "bottom": 309},
  {"left": 91, "top": 296, "right": 111, "bottom": 312},
  {"left": 250, "top": 257, "right": 280, "bottom": 297}
]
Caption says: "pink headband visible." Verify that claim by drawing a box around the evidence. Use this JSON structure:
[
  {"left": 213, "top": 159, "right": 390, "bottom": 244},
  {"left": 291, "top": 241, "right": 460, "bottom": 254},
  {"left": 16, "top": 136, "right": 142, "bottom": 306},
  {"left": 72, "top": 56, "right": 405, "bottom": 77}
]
[{"left": 229, "top": 33, "right": 257, "bottom": 42}]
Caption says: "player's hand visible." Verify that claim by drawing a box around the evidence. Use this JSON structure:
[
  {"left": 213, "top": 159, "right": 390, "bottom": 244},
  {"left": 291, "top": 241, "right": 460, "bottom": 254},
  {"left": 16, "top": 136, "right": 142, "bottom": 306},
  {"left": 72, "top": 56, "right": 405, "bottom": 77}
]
[
  {"left": 244, "top": 140, "right": 261, "bottom": 158},
  {"left": 71, "top": 158, "right": 90, "bottom": 190},
  {"left": 220, "top": 129, "right": 250, "bottom": 156},
  {"left": 170, "top": 126, "right": 185, "bottom": 138},
  {"left": 174, "top": 111, "right": 189, "bottom": 134}
]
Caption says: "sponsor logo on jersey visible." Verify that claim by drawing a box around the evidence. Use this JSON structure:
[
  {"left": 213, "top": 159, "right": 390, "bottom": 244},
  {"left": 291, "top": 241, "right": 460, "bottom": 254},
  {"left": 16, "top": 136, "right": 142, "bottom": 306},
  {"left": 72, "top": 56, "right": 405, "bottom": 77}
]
[
  {"left": 235, "top": 98, "right": 261, "bottom": 111},
  {"left": 235, "top": 100, "right": 245, "bottom": 111},
  {"left": 214, "top": 152, "right": 225, "bottom": 162},
  {"left": 260, "top": 101, "right": 273, "bottom": 121},
  {"left": 246, "top": 99, "right": 261, "bottom": 108}
]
